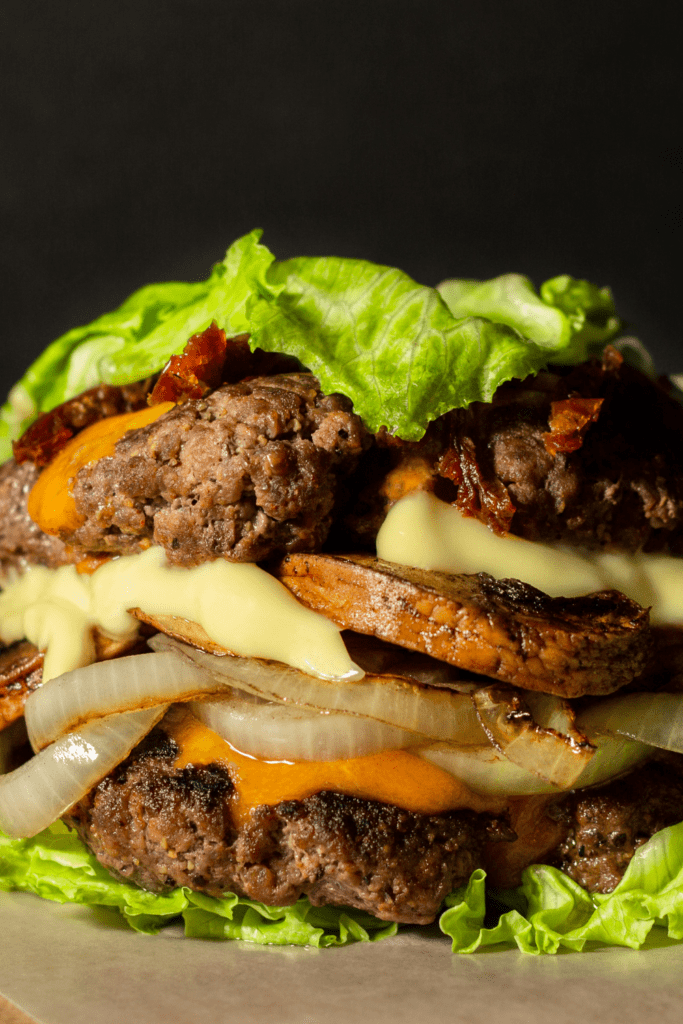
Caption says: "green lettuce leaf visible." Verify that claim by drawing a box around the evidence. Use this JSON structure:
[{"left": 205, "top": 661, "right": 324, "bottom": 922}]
[
  {"left": 4, "top": 819, "right": 683, "bottom": 952},
  {"left": 0, "top": 822, "right": 396, "bottom": 946},
  {"left": 438, "top": 272, "right": 620, "bottom": 366},
  {"left": 440, "top": 820, "right": 683, "bottom": 953},
  {"left": 0, "top": 233, "right": 622, "bottom": 460},
  {"left": 540, "top": 275, "right": 621, "bottom": 361},
  {"left": 245, "top": 257, "right": 553, "bottom": 440},
  {"left": 0, "top": 230, "right": 276, "bottom": 461}
]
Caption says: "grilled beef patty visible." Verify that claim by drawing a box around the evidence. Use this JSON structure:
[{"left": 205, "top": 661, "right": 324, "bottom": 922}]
[
  {"left": 546, "top": 755, "right": 683, "bottom": 892},
  {"left": 65, "top": 726, "right": 683, "bottom": 917},
  {"left": 442, "top": 353, "right": 683, "bottom": 552},
  {"left": 340, "top": 351, "right": 683, "bottom": 553},
  {"left": 0, "top": 459, "right": 70, "bottom": 576},
  {"left": 65, "top": 726, "right": 513, "bottom": 925},
  {"left": 65, "top": 374, "right": 368, "bottom": 565},
  {"left": 4, "top": 354, "right": 683, "bottom": 575},
  {"left": 483, "top": 754, "right": 683, "bottom": 892}
]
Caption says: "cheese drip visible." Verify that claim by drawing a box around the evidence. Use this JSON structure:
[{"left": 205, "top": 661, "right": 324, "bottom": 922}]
[
  {"left": 0, "top": 547, "right": 362, "bottom": 684},
  {"left": 377, "top": 491, "right": 683, "bottom": 625},
  {"left": 27, "top": 403, "right": 175, "bottom": 535},
  {"left": 166, "top": 706, "right": 505, "bottom": 823}
]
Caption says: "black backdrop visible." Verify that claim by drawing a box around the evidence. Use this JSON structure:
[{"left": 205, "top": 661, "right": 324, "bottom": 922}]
[{"left": 2, "top": 0, "right": 681, "bottom": 395}]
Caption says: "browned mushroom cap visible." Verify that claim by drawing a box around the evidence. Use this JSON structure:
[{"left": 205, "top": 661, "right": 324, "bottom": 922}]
[
  {"left": 273, "top": 554, "right": 651, "bottom": 698},
  {"left": 0, "top": 641, "right": 44, "bottom": 731},
  {"left": 0, "top": 629, "right": 154, "bottom": 733}
]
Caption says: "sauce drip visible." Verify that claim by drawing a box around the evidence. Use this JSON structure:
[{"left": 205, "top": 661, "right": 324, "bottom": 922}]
[
  {"left": 166, "top": 707, "right": 504, "bottom": 825},
  {"left": 27, "top": 402, "right": 174, "bottom": 535}
]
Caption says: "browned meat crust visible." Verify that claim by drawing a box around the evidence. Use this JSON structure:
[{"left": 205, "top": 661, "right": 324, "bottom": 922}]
[
  {"left": 0, "top": 459, "right": 70, "bottom": 575},
  {"left": 66, "top": 726, "right": 512, "bottom": 925},
  {"left": 12, "top": 381, "right": 151, "bottom": 468},
  {"left": 546, "top": 755, "right": 683, "bottom": 892},
  {"left": 0, "top": 640, "right": 43, "bottom": 730},
  {"left": 483, "top": 755, "right": 683, "bottom": 892},
  {"left": 65, "top": 726, "right": 683, "bottom": 914},
  {"left": 338, "top": 352, "right": 683, "bottom": 553},
  {"left": 274, "top": 554, "right": 651, "bottom": 697},
  {"left": 442, "top": 352, "right": 683, "bottom": 551},
  {"left": 61, "top": 374, "right": 368, "bottom": 564}
]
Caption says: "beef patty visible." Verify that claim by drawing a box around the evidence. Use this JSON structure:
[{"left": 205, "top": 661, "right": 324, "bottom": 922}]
[
  {"left": 65, "top": 725, "right": 683, "bottom": 919},
  {"left": 65, "top": 725, "right": 513, "bottom": 925},
  {"left": 341, "top": 350, "right": 683, "bottom": 553},
  {"left": 547, "top": 755, "right": 683, "bottom": 892},
  {"left": 62, "top": 374, "right": 368, "bottom": 565},
  {"left": 0, "top": 459, "right": 70, "bottom": 577},
  {"left": 482, "top": 754, "right": 683, "bottom": 892},
  {"left": 443, "top": 352, "right": 683, "bottom": 552}
]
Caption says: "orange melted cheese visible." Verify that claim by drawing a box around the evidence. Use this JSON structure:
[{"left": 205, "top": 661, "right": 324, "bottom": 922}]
[
  {"left": 27, "top": 403, "right": 174, "bottom": 535},
  {"left": 165, "top": 707, "right": 506, "bottom": 825}
]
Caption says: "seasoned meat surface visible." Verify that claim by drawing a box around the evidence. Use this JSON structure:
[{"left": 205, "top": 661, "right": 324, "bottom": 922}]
[
  {"left": 0, "top": 459, "right": 70, "bottom": 577},
  {"left": 66, "top": 725, "right": 512, "bottom": 924},
  {"left": 63, "top": 374, "right": 368, "bottom": 564},
  {"left": 442, "top": 352, "right": 683, "bottom": 551},
  {"left": 547, "top": 756, "right": 683, "bottom": 892},
  {"left": 275, "top": 554, "right": 651, "bottom": 697},
  {"left": 12, "top": 381, "right": 151, "bottom": 468},
  {"left": 339, "top": 350, "right": 683, "bottom": 553},
  {"left": 483, "top": 755, "right": 683, "bottom": 892}
]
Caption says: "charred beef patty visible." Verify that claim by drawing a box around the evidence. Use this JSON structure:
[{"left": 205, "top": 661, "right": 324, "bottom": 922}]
[
  {"left": 482, "top": 755, "right": 683, "bottom": 892},
  {"left": 443, "top": 352, "right": 683, "bottom": 551},
  {"left": 65, "top": 727, "right": 512, "bottom": 925},
  {"left": 65, "top": 730, "right": 683, "bottom": 919},
  {"left": 0, "top": 459, "right": 70, "bottom": 575},
  {"left": 4, "top": 352, "right": 683, "bottom": 572},
  {"left": 546, "top": 755, "right": 683, "bottom": 893},
  {"left": 60, "top": 374, "right": 368, "bottom": 565},
  {"left": 341, "top": 350, "right": 683, "bottom": 553},
  {"left": 1, "top": 381, "right": 152, "bottom": 575}
]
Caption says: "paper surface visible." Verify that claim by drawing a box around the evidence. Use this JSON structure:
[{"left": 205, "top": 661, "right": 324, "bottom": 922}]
[{"left": 2, "top": 890, "right": 683, "bottom": 1024}]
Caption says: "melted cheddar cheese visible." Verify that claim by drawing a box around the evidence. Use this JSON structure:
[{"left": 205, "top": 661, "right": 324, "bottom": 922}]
[
  {"left": 164, "top": 706, "right": 506, "bottom": 824},
  {"left": 27, "top": 402, "right": 174, "bottom": 535}
]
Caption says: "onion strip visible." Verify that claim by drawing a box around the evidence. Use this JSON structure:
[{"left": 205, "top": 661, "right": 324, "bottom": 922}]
[
  {"left": 417, "top": 730, "right": 653, "bottom": 797},
  {"left": 25, "top": 651, "right": 226, "bottom": 752},
  {"left": 0, "top": 705, "right": 167, "bottom": 839},
  {"left": 150, "top": 634, "right": 486, "bottom": 744},
  {"left": 189, "top": 694, "right": 422, "bottom": 761},
  {"left": 578, "top": 692, "right": 683, "bottom": 754},
  {"left": 472, "top": 685, "right": 595, "bottom": 787}
]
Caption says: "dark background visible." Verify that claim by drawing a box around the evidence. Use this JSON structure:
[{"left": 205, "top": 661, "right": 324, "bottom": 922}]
[{"left": 1, "top": 0, "right": 681, "bottom": 395}]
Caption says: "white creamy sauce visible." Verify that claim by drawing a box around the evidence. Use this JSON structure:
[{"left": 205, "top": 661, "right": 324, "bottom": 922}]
[
  {"left": 0, "top": 547, "right": 363, "bottom": 684},
  {"left": 376, "top": 490, "right": 683, "bottom": 625},
  {"left": 5, "top": 491, "right": 682, "bottom": 687}
]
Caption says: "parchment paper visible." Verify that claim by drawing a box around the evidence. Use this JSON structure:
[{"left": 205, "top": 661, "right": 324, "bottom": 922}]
[{"left": 2, "top": 890, "right": 683, "bottom": 1024}]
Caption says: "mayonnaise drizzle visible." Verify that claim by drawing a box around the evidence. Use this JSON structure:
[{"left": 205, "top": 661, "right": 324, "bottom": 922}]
[
  {"left": 0, "top": 547, "right": 363, "bottom": 684},
  {"left": 377, "top": 490, "right": 683, "bottom": 625}
]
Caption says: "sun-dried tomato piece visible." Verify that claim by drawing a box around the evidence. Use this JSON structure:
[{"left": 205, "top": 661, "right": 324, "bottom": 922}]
[
  {"left": 601, "top": 344, "right": 624, "bottom": 373},
  {"left": 437, "top": 434, "right": 516, "bottom": 535},
  {"left": 543, "top": 397, "right": 604, "bottom": 456},
  {"left": 12, "top": 382, "right": 150, "bottom": 467},
  {"left": 149, "top": 322, "right": 233, "bottom": 404},
  {"left": 149, "top": 325, "right": 306, "bottom": 404}
]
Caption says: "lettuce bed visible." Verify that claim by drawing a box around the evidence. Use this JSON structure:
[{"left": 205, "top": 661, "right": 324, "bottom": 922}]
[{"left": 3, "top": 821, "right": 683, "bottom": 951}]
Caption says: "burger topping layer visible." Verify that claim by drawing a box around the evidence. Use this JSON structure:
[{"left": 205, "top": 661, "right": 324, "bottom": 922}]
[
  {"left": 0, "top": 546, "right": 361, "bottom": 683},
  {"left": 166, "top": 705, "right": 505, "bottom": 825},
  {"left": 377, "top": 490, "right": 683, "bottom": 625}
]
